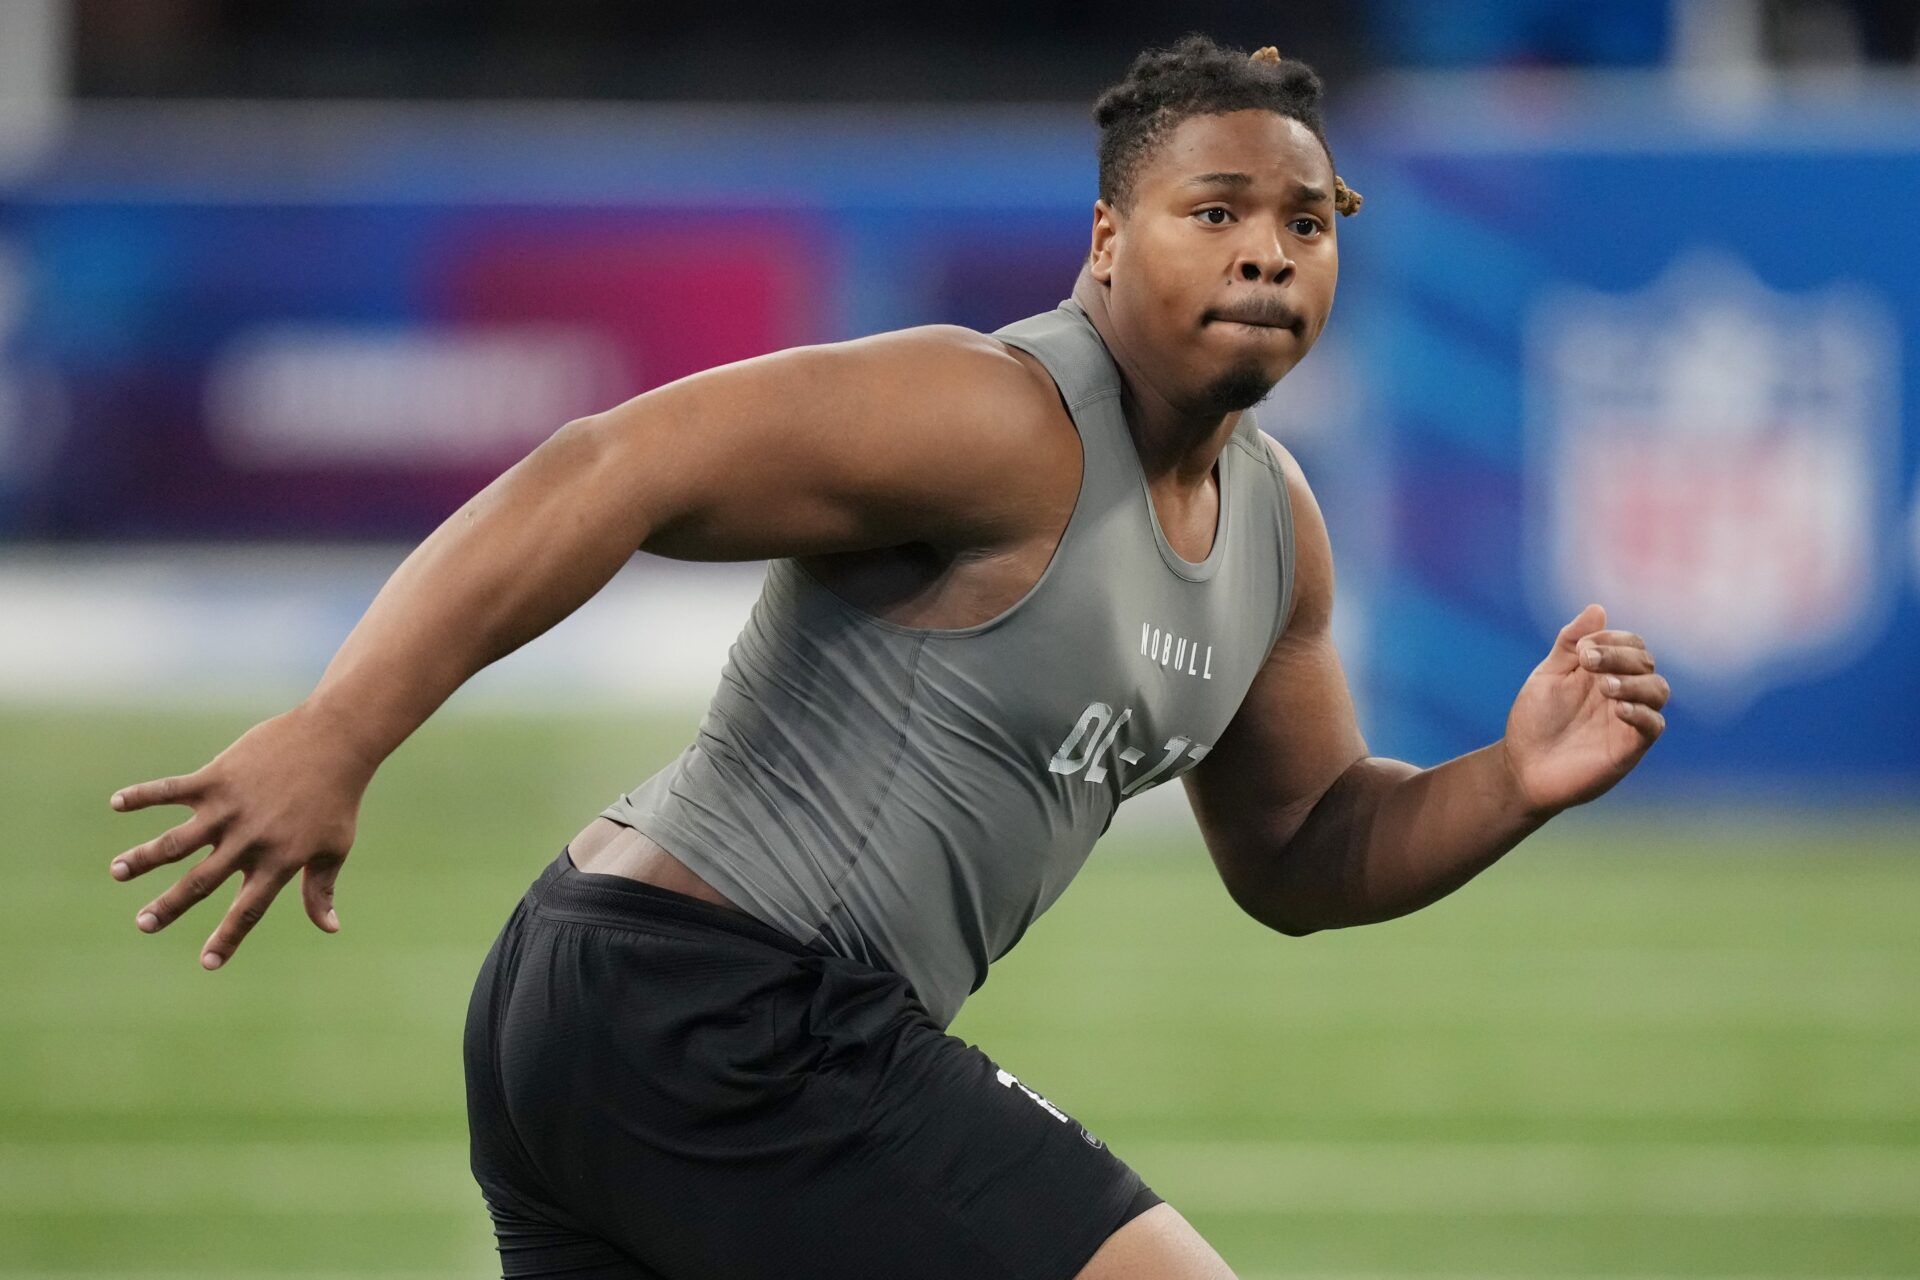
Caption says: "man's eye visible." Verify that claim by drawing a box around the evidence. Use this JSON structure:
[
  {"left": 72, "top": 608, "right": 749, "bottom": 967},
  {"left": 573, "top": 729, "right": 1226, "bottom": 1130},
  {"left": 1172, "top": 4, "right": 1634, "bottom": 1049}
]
[
  {"left": 1194, "top": 208, "right": 1232, "bottom": 226},
  {"left": 1290, "top": 218, "right": 1323, "bottom": 236}
]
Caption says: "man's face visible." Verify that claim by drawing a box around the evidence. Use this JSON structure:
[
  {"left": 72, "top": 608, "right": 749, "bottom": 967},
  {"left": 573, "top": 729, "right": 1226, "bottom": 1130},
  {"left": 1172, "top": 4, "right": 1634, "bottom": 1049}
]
[{"left": 1090, "top": 109, "right": 1340, "bottom": 416}]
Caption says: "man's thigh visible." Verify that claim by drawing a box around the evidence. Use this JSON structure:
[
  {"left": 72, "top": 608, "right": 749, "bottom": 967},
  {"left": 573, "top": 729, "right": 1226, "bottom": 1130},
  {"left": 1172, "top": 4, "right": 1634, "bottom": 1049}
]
[
  {"left": 479, "top": 899, "right": 1170, "bottom": 1278},
  {"left": 833, "top": 1013, "right": 1169, "bottom": 1278},
  {"left": 1076, "top": 1203, "right": 1237, "bottom": 1280},
  {"left": 557, "top": 999, "right": 1167, "bottom": 1279}
]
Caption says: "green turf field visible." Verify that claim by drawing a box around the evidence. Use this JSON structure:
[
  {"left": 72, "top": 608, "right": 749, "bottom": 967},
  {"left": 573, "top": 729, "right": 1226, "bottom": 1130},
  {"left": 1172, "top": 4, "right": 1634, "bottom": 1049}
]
[{"left": 4, "top": 705, "right": 1916, "bottom": 1279}]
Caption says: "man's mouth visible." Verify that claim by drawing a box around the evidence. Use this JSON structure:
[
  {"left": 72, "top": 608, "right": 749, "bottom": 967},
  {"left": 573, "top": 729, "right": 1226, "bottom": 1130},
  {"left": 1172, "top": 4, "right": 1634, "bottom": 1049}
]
[
  {"left": 1207, "top": 305, "right": 1302, "bottom": 333},
  {"left": 1211, "top": 316, "right": 1300, "bottom": 338}
]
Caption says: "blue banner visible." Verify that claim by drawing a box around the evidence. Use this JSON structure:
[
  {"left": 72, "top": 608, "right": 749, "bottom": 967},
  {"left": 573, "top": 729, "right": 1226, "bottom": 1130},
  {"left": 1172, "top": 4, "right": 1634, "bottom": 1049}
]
[
  {"left": 3, "top": 95, "right": 1915, "bottom": 792},
  {"left": 1337, "top": 94, "right": 1920, "bottom": 793}
]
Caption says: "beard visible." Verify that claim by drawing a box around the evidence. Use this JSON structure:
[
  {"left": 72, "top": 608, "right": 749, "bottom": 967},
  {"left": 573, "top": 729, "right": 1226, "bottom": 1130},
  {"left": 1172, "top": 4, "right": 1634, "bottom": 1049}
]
[{"left": 1196, "top": 359, "right": 1278, "bottom": 415}]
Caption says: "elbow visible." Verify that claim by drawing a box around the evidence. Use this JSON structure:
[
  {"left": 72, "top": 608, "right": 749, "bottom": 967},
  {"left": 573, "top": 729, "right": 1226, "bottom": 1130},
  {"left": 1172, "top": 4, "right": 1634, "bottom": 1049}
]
[
  {"left": 513, "top": 413, "right": 663, "bottom": 552},
  {"left": 549, "top": 413, "right": 608, "bottom": 455},
  {"left": 522, "top": 414, "right": 610, "bottom": 476},
  {"left": 1221, "top": 873, "right": 1328, "bottom": 939},
  {"left": 1264, "top": 905, "right": 1329, "bottom": 938}
]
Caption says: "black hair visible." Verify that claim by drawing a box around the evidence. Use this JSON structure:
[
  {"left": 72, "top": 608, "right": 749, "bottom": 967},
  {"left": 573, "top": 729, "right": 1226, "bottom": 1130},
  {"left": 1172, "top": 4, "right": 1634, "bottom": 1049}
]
[{"left": 1093, "top": 34, "right": 1362, "bottom": 217}]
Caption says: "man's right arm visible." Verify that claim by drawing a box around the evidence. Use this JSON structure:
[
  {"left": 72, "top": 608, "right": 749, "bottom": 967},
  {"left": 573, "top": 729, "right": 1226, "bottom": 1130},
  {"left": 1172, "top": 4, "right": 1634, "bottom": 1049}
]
[
  {"left": 306, "top": 324, "right": 1056, "bottom": 765},
  {"left": 106, "top": 324, "right": 1061, "bottom": 968}
]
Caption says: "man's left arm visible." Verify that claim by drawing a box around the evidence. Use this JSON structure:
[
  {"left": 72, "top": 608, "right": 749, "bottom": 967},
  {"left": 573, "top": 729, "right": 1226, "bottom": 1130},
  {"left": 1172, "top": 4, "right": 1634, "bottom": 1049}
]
[{"left": 1183, "top": 442, "right": 1669, "bottom": 936}]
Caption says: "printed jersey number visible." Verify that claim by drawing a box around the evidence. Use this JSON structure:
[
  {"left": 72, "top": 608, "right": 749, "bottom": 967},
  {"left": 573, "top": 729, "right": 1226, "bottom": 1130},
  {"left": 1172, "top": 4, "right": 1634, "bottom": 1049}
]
[{"left": 1047, "top": 701, "right": 1212, "bottom": 796}]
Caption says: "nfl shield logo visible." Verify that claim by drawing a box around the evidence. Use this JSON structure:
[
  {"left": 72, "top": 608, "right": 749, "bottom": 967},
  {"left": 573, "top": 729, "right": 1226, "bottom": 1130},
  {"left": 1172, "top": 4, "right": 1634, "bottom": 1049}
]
[{"left": 1525, "top": 253, "right": 1900, "bottom": 715}]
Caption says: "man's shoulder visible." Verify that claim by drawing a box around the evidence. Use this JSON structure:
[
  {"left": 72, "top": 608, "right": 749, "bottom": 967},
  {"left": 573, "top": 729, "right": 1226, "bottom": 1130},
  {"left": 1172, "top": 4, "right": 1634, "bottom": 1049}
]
[
  {"left": 1246, "top": 430, "right": 1334, "bottom": 638},
  {"left": 1253, "top": 427, "right": 1297, "bottom": 477},
  {"left": 1253, "top": 429, "right": 1321, "bottom": 516},
  {"left": 844, "top": 323, "right": 1065, "bottom": 427},
  {"left": 790, "top": 323, "right": 1076, "bottom": 547},
  {"left": 834, "top": 321, "right": 1077, "bottom": 475}
]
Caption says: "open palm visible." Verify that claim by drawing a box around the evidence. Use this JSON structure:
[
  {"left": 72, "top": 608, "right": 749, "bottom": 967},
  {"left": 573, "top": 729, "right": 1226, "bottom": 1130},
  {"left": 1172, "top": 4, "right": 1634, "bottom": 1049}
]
[{"left": 107, "top": 702, "right": 373, "bottom": 970}]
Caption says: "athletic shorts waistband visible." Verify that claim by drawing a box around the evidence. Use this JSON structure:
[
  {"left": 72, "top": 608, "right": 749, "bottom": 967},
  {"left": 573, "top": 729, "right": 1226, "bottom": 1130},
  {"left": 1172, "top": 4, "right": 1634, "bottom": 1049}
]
[{"left": 523, "top": 846, "right": 816, "bottom": 957}]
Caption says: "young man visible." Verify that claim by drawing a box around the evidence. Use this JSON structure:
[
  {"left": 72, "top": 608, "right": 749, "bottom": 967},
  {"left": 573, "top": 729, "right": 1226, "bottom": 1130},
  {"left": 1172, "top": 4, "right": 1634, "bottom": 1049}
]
[{"left": 107, "top": 35, "right": 1669, "bottom": 1280}]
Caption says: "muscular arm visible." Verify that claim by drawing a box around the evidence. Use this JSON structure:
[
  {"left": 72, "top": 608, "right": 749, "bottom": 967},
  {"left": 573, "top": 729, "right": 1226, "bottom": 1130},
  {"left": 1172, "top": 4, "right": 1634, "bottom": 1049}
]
[
  {"left": 306, "top": 325, "right": 1056, "bottom": 765},
  {"left": 1182, "top": 441, "right": 1669, "bottom": 937},
  {"left": 107, "top": 325, "right": 1064, "bottom": 965}
]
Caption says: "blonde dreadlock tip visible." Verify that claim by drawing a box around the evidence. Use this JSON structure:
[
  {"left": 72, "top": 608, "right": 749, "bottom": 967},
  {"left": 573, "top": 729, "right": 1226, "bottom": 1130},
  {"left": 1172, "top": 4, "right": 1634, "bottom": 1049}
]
[{"left": 1249, "top": 46, "right": 1282, "bottom": 66}]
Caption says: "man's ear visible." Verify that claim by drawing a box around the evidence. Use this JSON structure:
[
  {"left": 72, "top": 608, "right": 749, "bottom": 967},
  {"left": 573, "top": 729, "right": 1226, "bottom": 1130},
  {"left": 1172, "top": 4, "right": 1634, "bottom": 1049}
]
[{"left": 1088, "top": 199, "right": 1120, "bottom": 285}]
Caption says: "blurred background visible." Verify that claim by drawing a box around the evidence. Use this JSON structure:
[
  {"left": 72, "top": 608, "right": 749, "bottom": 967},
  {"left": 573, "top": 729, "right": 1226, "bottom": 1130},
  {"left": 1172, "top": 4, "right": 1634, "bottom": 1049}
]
[{"left": 3, "top": 1, "right": 1916, "bottom": 1277}]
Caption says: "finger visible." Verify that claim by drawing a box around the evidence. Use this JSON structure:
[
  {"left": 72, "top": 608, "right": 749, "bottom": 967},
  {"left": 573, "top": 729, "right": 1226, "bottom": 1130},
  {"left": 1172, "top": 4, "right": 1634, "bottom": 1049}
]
[
  {"left": 1600, "top": 673, "right": 1671, "bottom": 708},
  {"left": 1613, "top": 700, "right": 1666, "bottom": 739},
  {"left": 199, "top": 866, "right": 294, "bottom": 971},
  {"left": 111, "top": 816, "right": 217, "bottom": 881},
  {"left": 1543, "top": 604, "right": 1609, "bottom": 674},
  {"left": 1582, "top": 629, "right": 1647, "bottom": 651},
  {"left": 111, "top": 771, "right": 207, "bottom": 814},
  {"left": 135, "top": 852, "right": 237, "bottom": 935},
  {"left": 301, "top": 854, "right": 344, "bottom": 933},
  {"left": 1553, "top": 604, "right": 1608, "bottom": 652},
  {"left": 1581, "top": 644, "right": 1658, "bottom": 675}
]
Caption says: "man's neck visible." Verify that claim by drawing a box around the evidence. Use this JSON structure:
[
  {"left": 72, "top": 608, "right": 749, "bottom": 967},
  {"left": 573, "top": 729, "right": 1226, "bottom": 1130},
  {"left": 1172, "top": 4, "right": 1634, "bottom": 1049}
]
[{"left": 1070, "top": 266, "right": 1241, "bottom": 489}]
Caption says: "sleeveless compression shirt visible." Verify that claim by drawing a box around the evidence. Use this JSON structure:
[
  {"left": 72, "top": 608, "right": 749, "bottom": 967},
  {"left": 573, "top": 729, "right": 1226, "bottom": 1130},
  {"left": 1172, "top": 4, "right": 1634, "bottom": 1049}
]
[{"left": 603, "top": 298, "right": 1296, "bottom": 1026}]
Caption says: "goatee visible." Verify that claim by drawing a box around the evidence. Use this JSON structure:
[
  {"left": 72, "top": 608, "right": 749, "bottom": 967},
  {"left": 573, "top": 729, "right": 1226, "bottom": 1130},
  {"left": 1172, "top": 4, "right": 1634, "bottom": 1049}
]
[{"left": 1197, "top": 361, "right": 1278, "bottom": 415}]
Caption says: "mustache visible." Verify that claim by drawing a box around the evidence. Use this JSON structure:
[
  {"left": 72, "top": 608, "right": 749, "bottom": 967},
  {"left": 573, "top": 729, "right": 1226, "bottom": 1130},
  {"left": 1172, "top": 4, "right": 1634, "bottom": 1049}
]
[{"left": 1207, "top": 300, "right": 1303, "bottom": 330}]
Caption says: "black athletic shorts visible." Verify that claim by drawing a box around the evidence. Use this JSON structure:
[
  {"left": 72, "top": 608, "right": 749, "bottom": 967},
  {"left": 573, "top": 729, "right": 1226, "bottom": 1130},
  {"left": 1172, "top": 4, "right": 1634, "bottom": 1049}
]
[{"left": 463, "top": 847, "right": 1162, "bottom": 1279}]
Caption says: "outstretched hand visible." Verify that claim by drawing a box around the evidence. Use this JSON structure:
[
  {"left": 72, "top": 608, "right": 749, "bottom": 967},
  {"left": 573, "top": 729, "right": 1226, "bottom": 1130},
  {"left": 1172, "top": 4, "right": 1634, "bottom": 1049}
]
[
  {"left": 107, "top": 702, "right": 376, "bottom": 970},
  {"left": 1502, "top": 604, "right": 1670, "bottom": 817}
]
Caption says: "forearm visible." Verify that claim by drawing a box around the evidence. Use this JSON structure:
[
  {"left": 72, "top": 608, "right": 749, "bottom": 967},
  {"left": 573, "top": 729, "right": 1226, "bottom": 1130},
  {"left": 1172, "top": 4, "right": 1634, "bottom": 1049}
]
[
  {"left": 1248, "top": 743, "right": 1551, "bottom": 935},
  {"left": 302, "top": 418, "right": 649, "bottom": 767}
]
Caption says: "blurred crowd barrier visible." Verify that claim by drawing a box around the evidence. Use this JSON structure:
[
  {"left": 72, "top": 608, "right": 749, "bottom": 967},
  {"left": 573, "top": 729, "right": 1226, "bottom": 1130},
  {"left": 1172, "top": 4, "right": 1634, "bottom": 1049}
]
[{"left": 1, "top": 76, "right": 1915, "bottom": 799}]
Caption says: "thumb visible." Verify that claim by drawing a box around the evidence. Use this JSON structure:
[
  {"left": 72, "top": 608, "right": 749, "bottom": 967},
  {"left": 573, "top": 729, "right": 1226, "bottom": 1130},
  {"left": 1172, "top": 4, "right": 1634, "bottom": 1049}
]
[
  {"left": 301, "top": 856, "right": 343, "bottom": 933},
  {"left": 1546, "top": 603, "right": 1607, "bottom": 668}
]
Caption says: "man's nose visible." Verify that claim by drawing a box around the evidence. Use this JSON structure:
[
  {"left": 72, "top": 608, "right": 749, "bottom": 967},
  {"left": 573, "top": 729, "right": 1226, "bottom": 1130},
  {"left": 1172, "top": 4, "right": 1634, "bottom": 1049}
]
[{"left": 1237, "top": 234, "right": 1294, "bottom": 284}]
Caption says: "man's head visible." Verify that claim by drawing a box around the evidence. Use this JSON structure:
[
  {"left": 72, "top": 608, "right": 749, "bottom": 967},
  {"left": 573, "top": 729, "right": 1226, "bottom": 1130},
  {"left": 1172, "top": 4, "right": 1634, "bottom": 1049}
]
[{"left": 1086, "top": 34, "right": 1361, "bottom": 417}]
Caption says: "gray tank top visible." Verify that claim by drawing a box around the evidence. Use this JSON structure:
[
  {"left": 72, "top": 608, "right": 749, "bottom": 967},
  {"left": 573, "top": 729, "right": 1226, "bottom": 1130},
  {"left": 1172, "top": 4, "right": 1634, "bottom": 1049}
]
[{"left": 603, "top": 298, "right": 1296, "bottom": 1026}]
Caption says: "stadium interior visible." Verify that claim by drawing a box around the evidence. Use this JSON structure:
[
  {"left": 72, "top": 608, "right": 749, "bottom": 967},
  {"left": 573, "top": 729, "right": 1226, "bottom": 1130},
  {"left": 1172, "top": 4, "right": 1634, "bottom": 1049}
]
[{"left": 3, "top": 2, "right": 1915, "bottom": 1276}]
